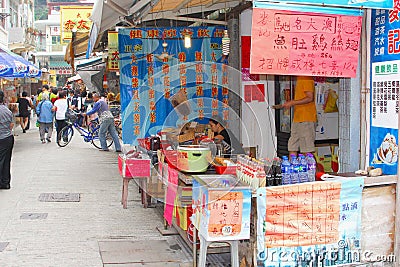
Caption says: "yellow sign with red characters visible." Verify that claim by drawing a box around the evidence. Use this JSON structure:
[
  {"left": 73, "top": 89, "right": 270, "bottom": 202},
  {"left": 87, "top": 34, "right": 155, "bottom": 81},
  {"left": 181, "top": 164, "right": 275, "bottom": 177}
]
[{"left": 60, "top": 6, "right": 92, "bottom": 43}]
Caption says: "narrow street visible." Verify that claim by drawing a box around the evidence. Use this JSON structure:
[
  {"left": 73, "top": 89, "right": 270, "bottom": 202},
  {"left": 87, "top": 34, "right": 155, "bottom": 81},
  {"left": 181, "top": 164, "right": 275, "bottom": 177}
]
[{"left": 0, "top": 118, "right": 193, "bottom": 267}]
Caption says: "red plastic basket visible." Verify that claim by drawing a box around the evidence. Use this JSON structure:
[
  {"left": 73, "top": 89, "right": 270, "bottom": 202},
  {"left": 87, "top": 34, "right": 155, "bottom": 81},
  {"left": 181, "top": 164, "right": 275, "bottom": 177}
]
[{"left": 214, "top": 165, "right": 237, "bottom": 175}]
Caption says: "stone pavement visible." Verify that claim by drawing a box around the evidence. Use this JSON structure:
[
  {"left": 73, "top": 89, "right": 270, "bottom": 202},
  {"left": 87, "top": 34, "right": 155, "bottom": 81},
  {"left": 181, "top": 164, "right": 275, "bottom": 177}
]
[{"left": 0, "top": 118, "right": 193, "bottom": 267}]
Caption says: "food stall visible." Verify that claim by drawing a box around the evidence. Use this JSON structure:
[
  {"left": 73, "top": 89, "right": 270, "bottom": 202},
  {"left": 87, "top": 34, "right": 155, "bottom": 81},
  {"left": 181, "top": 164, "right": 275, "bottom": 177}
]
[{"left": 113, "top": 3, "right": 399, "bottom": 266}]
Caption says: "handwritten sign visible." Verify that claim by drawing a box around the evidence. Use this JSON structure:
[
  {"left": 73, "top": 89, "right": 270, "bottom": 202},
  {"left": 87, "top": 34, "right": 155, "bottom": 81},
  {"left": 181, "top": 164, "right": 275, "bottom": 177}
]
[
  {"left": 257, "top": 178, "right": 364, "bottom": 266},
  {"left": 208, "top": 191, "right": 243, "bottom": 237},
  {"left": 264, "top": 183, "right": 340, "bottom": 247},
  {"left": 250, "top": 8, "right": 362, "bottom": 77}
]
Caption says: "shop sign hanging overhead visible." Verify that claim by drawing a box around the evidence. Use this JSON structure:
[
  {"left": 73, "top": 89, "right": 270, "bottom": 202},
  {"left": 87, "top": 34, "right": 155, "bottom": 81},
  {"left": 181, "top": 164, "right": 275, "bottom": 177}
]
[
  {"left": 369, "top": 7, "right": 400, "bottom": 175},
  {"left": 108, "top": 31, "right": 119, "bottom": 72},
  {"left": 60, "top": 6, "right": 92, "bottom": 43},
  {"left": 118, "top": 27, "right": 228, "bottom": 145},
  {"left": 250, "top": 6, "right": 363, "bottom": 77},
  {"left": 254, "top": 0, "right": 393, "bottom": 9}
]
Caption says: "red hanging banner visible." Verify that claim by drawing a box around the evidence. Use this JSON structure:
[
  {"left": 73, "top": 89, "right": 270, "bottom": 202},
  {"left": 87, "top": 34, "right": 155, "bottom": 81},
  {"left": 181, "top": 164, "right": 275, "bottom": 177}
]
[{"left": 250, "top": 8, "right": 362, "bottom": 77}]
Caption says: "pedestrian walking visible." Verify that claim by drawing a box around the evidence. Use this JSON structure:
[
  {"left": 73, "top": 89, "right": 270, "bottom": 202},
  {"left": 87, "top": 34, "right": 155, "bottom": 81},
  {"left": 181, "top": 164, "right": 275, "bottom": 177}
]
[
  {"left": 17, "top": 91, "right": 33, "bottom": 133},
  {"left": 83, "top": 93, "right": 121, "bottom": 152},
  {"left": 36, "top": 93, "right": 54, "bottom": 144},
  {"left": 53, "top": 91, "right": 68, "bottom": 142},
  {"left": 0, "top": 91, "right": 14, "bottom": 189}
]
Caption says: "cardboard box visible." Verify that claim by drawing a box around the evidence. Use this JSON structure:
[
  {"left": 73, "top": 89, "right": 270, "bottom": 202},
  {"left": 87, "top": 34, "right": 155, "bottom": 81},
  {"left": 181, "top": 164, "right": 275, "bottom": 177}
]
[{"left": 178, "top": 130, "right": 195, "bottom": 143}]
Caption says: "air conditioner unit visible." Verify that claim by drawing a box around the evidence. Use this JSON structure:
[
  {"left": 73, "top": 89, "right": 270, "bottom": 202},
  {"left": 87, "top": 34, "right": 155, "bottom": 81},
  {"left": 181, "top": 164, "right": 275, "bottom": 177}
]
[{"left": 0, "top": 8, "right": 8, "bottom": 14}]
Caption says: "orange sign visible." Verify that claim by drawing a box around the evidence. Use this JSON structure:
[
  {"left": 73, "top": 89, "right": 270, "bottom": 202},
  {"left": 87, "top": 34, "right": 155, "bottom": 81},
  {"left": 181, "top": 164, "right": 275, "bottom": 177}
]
[
  {"left": 265, "top": 182, "right": 341, "bottom": 247},
  {"left": 208, "top": 191, "right": 243, "bottom": 237},
  {"left": 250, "top": 8, "right": 362, "bottom": 77}
]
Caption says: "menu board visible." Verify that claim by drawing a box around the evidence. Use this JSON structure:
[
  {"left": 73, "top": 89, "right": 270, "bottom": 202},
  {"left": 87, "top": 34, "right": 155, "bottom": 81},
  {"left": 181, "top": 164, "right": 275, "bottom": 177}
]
[
  {"left": 250, "top": 7, "right": 362, "bottom": 77},
  {"left": 264, "top": 183, "right": 340, "bottom": 247},
  {"left": 208, "top": 191, "right": 244, "bottom": 237},
  {"left": 118, "top": 27, "right": 228, "bottom": 145},
  {"left": 257, "top": 178, "right": 364, "bottom": 266},
  {"left": 370, "top": 8, "right": 399, "bottom": 175}
]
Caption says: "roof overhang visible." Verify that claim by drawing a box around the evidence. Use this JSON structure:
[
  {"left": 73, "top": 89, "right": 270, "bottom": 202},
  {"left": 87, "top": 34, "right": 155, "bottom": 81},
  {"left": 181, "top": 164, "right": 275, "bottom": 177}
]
[{"left": 86, "top": 0, "right": 246, "bottom": 57}]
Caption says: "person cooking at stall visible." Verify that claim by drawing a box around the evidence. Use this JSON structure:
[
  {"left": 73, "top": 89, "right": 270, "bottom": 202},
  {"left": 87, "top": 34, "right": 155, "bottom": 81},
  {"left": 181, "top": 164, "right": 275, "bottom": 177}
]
[{"left": 208, "top": 116, "right": 245, "bottom": 156}]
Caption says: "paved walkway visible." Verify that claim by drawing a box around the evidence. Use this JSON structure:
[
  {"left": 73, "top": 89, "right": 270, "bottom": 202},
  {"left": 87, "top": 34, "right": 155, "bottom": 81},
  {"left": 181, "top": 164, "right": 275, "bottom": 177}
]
[{"left": 0, "top": 118, "right": 192, "bottom": 267}]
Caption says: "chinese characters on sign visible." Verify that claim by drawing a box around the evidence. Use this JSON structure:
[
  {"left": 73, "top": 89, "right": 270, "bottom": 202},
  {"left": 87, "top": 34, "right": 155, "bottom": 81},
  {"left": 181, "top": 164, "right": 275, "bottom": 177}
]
[
  {"left": 208, "top": 191, "right": 244, "bottom": 237},
  {"left": 257, "top": 178, "right": 364, "bottom": 267},
  {"left": 371, "top": 63, "right": 399, "bottom": 127},
  {"left": 108, "top": 31, "right": 119, "bottom": 71},
  {"left": 370, "top": 8, "right": 400, "bottom": 174},
  {"left": 118, "top": 27, "right": 227, "bottom": 145},
  {"left": 250, "top": 8, "right": 362, "bottom": 77},
  {"left": 264, "top": 182, "right": 341, "bottom": 247},
  {"left": 60, "top": 6, "right": 92, "bottom": 43}
]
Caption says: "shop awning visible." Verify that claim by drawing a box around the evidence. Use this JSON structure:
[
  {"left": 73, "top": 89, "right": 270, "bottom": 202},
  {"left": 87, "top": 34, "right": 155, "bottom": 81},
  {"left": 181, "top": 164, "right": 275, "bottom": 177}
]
[
  {"left": 75, "top": 56, "right": 105, "bottom": 92},
  {"left": 49, "top": 60, "right": 71, "bottom": 69},
  {"left": 64, "top": 32, "right": 90, "bottom": 70},
  {"left": 87, "top": 0, "right": 241, "bottom": 56}
]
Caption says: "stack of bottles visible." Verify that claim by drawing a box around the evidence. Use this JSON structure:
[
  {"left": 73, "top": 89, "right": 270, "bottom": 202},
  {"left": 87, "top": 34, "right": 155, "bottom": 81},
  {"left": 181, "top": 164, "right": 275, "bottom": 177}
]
[
  {"left": 236, "top": 155, "right": 282, "bottom": 190},
  {"left": 281, "top": 153, "right": 316, "bottom": 185}
]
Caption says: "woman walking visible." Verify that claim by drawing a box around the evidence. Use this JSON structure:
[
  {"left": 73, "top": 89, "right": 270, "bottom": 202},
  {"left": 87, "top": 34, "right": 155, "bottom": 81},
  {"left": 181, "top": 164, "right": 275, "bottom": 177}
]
[
  {"left": 0, "top": 91, "right": 14, "bottom": 189},
  {"left": 36, "top": 93, "right": 54, "bottom": 144},
  {"left": 17, "top": 91, "right": 33, "bottom": 133}
]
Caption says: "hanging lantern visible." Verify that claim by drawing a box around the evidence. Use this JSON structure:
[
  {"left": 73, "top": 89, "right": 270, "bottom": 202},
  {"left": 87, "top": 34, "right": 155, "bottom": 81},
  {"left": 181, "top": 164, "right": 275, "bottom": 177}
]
[{"left": 222, "top": 29, "right": 230, "bottom": 56}]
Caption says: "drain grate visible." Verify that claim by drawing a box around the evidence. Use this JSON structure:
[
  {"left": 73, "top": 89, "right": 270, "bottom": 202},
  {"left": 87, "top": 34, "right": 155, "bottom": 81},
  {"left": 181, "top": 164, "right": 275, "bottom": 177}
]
[
  {"left": 38, "top": 193, "right": 80, "bottom": 202},
  {"left": 0, "top": 242, "right": 9, "bottom": 252},
  {"left": 20, "top": 213, "right": 48, "bottom": 220}
]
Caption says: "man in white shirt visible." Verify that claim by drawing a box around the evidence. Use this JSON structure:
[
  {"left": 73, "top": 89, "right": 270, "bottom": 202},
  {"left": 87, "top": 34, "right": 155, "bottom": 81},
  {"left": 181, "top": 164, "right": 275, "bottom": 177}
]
[{"left": 52, "top": 91, "right": 68, "bottom": 142}]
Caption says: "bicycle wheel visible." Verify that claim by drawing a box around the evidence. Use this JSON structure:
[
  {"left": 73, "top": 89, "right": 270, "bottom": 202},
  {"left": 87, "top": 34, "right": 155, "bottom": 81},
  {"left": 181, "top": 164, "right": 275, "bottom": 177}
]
[
  {"left": 57, "top": 125, "right": 74, "bottom": 147},
  {"left": 91, "top": 128, "right": 114, "bottom": 149},
  {"left": 115, "top": 121, "right": 122, "bottom": 139}
]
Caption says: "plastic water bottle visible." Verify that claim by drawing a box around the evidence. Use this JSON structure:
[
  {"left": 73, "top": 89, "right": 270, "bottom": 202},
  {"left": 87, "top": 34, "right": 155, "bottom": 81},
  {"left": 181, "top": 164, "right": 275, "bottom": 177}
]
[
  {"left": 281, "top": 156, "right": 291, "bottom": 185},
  {"left": 290, "top": 155, "right": 300, "bottom": 184},
  {"left": 298, "top": 154, "right": 308, "bottom": 183},
  {"left": 306, "top": 153, "right": 317, "bottom": 182}
]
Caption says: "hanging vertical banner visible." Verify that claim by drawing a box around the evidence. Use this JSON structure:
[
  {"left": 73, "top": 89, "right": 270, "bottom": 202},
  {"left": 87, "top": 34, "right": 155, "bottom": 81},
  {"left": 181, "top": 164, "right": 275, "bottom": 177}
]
[
  {"left": 60, "top": 6, "right": 92, "bottom": 43},
  {"left": 250, "top": 6, "right": 363, "bottom": 77},
  {"left": 118, "top": 27, "right": 227, "bottom": 145},
  {"left": 108, "top": 31, "right": 119, "bottom": 71},
  {"left": 257, "top": 178, "right": 364, "bottom": 266},
  {"left": 370, "top": 8, "right": 399, "bottom": 175}
]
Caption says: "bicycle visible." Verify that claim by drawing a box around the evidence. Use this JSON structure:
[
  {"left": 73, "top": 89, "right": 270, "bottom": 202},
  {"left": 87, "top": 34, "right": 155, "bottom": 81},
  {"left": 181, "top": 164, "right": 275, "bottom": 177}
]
[
  {"left": 57, "top": 109, "right": 113, "bottom": 149},
  {"left": 110, "top": 105, "right": 122, "bottom": 139}
]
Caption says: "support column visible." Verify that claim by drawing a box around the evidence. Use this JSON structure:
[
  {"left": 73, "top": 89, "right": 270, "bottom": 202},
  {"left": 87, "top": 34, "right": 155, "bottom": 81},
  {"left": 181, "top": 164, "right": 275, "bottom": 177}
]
[{"left": 227, "top": 18, "right": 241, "bottom": 140}]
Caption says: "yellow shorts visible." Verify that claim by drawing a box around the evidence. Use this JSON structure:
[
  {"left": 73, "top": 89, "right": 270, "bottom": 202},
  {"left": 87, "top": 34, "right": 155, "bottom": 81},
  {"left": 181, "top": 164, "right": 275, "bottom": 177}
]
[{"left": 288, "top": 122, "right": 316, "bottom": 153}]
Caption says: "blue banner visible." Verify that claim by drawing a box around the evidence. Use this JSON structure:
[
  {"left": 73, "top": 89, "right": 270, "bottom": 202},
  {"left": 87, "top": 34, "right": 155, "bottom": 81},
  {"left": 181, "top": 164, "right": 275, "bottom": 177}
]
[
  {"left": 257, "top": 178, "right": 364, "bottom": 267},
  {"left": 118, "top": 27, "right": 229, "bottom": 145},
  {"left": 370, "top": 9, "right": 399, "bottom": 175},
  {"left": 254, "top": 0, "right": 392, "bottom": 10}
]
